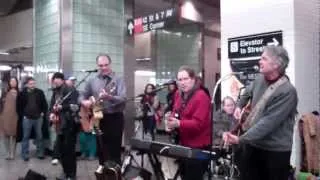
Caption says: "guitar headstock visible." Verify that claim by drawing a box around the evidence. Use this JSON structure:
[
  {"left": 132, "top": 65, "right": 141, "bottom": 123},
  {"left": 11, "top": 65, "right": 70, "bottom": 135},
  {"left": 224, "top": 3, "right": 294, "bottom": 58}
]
[{"left": 106, "top": 82, "right": 116, "bottom": 96}]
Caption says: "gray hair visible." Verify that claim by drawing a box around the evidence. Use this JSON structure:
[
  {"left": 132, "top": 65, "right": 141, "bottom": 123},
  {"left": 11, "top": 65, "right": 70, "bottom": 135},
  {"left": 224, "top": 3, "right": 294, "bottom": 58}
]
[{"left": 263, "top": 45, "right": 289, "bottom": 74}]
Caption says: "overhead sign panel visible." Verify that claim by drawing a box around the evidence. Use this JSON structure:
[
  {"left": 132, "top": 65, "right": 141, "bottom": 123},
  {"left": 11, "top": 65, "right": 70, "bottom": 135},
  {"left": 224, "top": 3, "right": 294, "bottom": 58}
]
[
  {"left": 127, "top": 7, "right": 179, "bottom": 35},
  {"left": 228, "top": 31, "right": 283, "bottom": 59}
]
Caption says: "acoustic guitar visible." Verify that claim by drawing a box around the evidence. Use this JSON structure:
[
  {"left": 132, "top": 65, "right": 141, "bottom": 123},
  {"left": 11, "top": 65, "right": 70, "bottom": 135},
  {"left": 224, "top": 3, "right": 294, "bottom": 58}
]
[
  {"left": 79, "top": 82, "right": 116, "bottom": 133},
  {"left": 230, "top": 102, "right": 251, "bottom": 136},
  {"left": 221, "top": 102, "right": 251, "bottom": 151}
]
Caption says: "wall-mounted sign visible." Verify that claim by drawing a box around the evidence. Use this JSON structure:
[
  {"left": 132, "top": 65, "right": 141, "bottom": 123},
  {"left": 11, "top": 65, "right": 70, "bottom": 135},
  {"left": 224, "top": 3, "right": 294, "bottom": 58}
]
[
  {"left": 228, "top": 31, "right": 283, "bottom": 59},
  {"left": 127, "top": 7, "right": 179, "bottom": 36}
]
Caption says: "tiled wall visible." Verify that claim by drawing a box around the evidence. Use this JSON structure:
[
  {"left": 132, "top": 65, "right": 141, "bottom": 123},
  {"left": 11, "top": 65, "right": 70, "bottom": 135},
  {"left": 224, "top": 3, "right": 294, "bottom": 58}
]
[
  {"left": 221, "top": 0, "right": 320, "bottom": 113},
  {"left": 34, "top": 0, "right": 60, "bottom": 96},
  {"left": 72, "top": 0, "right": 124, "bottom": 79},
  {"left": 156, "top": 24, "right": 200, "bottom": 84}
]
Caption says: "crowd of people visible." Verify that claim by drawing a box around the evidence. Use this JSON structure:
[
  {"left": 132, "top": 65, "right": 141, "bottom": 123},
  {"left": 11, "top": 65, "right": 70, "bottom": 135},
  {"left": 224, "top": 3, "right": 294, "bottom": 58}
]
[{"left": 0, "top": 45, "right": 305, "bottom": 180}]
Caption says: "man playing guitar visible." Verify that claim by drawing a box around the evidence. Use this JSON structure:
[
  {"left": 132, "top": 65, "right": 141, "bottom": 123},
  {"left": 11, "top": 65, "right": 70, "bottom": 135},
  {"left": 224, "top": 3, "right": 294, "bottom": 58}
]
[
  {"left": 49, "top": 72, "right": 79, "bottom": 180},
  {"left": 79, "top": 53, "right": 127, "bottom": 173},
  {"left": 223, "top": 45, "right": 298, "bottom": 180}
]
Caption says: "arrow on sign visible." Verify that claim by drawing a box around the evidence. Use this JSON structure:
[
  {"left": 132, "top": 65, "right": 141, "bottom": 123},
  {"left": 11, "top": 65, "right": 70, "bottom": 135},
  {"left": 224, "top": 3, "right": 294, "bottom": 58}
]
[
  {"left": 267, "top": 38, "right": 279, "bottom": 46},
  {"left": 128, "top": 22, "right": 134, "bottom": 35}
]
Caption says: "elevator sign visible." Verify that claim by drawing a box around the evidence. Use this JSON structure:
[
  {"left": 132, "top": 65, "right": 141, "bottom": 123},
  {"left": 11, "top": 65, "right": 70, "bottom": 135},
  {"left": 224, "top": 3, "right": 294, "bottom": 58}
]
[
  {"left": 127, "top": 7, "right": 178, "bottom": 35},
  {"left": 228, "top": 31, "right": 283, "bottom": 59}
]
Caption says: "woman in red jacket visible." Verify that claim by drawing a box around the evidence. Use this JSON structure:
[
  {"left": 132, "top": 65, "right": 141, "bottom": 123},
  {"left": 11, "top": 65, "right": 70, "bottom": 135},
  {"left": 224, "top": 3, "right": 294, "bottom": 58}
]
[{"left": 167, "top": 65, "right": 212, "bottom": 180}]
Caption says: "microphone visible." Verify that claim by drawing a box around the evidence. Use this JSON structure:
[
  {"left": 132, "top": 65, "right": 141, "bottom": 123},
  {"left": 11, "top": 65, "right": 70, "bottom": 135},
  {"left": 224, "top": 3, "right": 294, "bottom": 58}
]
[
  {"left": 160, "top": 80, "right": 176, "bottom": 86},
  {"left": 135, "top": 84, "right": 169, "bottom": 98},
  {"left": 82, "top": 69, "right": 98, "bottom": 73},
  {"left": 242, "top": 65, "right": 260, "bottom": 73}
]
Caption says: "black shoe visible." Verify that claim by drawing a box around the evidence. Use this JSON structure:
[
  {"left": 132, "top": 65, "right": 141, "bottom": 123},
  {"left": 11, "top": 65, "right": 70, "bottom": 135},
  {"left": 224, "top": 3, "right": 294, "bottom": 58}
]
[
  {"left": 66, "top": 177, "right": 76, "bottom": 180},
  {"left": 56, "top": 173, "right": 66, "bottom": 180},
  {"left": 23, "top": 157, "right": 29, "bottom": 162},
  {"left": 38, "top": 156, "right": 45, "bottom": 160}
]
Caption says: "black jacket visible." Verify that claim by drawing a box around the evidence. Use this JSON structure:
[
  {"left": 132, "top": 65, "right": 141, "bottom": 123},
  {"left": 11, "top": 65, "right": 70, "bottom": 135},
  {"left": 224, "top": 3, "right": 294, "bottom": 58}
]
[
  {"left": 16, "top": 87, "right": 48, "bottom": 142},
  {"left": 49, "top": 85, "right": 79, "bottom": 134}
]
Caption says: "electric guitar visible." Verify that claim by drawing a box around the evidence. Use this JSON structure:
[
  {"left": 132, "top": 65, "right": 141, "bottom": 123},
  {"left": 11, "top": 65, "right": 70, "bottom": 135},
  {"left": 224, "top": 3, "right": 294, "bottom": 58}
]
[{"left": 50, "top": 97, "right": 63, "bottom": 132}]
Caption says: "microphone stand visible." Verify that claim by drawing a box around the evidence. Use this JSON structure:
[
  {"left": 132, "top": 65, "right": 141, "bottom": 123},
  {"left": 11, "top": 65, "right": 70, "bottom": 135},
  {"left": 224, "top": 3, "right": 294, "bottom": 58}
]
[
  {"left": 54, "top": 71, "right": 95, "bottom": 105},
  {"left": 209, "top": 72, "right": 243, "bottom": 179},
  {"left": 125, "top": 85, "right": 168, "bottom": 168}
]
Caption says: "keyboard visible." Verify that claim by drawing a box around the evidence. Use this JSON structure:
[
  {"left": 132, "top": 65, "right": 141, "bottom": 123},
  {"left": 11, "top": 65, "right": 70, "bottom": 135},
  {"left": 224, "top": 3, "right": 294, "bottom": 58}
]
[{"left": 130, "top": 138, "right": 216, "bottom": 161}]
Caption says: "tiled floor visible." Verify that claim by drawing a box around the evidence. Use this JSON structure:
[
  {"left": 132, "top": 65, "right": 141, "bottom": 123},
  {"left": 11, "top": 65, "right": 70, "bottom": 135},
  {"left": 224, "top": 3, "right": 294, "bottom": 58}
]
[
  {"left": 0, "top": 141, "right": 98, "bottom": 180},
  {"left": 0, "top": 129, "right": 238, "bottom": 180}
]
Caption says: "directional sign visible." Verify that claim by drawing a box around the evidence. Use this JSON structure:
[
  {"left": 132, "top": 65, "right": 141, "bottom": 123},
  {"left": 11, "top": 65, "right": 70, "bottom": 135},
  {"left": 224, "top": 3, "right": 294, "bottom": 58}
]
[
  {"left": 228, "top": 31, "right": 283, "bottom": 59},
  {"left": 127, "top": 7, "right": 178, "bottom": 36},
  {"left": 127, "top": 19, "right": 134, "bottom": 36}
]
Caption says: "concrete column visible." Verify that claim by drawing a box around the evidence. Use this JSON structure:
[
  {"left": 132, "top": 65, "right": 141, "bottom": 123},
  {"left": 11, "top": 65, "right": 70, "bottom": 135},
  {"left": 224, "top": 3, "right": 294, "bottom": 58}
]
[
  {"left": 59, "top": 0, "right": 73, "bottom": 77},
  {"left": 123, "top": 0, "right": 135, "bottom": 145}
]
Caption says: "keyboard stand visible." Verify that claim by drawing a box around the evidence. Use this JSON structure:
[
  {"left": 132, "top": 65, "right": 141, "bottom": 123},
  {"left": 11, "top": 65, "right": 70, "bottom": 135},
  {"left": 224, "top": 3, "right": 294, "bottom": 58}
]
[
  {"left": 172, "top": 165, "right": 182, "bottom": 180},
  {"left": 138, "top": 150, "right": 166, "bottom": 180}
]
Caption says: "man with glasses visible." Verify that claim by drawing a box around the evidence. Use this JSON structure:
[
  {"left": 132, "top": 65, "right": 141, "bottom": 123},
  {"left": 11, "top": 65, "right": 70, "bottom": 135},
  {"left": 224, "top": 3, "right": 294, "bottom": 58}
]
[{"left": 79, "top": 53, "right": 126, "bottom": 171}]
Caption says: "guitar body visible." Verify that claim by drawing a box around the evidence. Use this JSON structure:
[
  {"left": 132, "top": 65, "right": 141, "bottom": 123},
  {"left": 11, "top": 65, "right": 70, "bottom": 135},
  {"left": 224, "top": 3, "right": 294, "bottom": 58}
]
[
  {"left": 79, "top": 94, "right": 106, "bottom": 133},
  {"left": 50, "top": 100, "right": 62, "bottom": 132},
  {"left": 230, "top": 102, "right": 251, "bottom": 135},
  {"left": 79, "top": 105, "right": 93, "bottom": 132},
  {"left": 51, "top": 111, "right": 60, "bottom": 131}
]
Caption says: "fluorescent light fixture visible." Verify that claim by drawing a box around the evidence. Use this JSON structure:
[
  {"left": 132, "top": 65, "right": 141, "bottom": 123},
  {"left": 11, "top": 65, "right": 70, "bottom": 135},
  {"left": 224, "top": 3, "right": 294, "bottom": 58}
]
[
  {"left": 24, "top": 66, "right": 34, "bottom": 72},
  {"left": 175, "top": 32, "right": 182, "bottom": 36},
  {"left": 135, "top": 70, "right": 156, "bottom": 76},
  {"left": 0, "top": 52, "right": 9, "bottom": 55},
  {"left": 0, "top": 65, "right": 12, "bottom": 71},
  {"left": 162, "top": 30, "right": 171, "bottom": 34}
]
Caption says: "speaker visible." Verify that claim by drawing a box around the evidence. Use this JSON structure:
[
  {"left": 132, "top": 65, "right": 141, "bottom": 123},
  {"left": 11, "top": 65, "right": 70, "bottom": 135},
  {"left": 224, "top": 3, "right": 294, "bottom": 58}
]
[{"left": 24, "top": 169, "right": 46, "bottom": 180}]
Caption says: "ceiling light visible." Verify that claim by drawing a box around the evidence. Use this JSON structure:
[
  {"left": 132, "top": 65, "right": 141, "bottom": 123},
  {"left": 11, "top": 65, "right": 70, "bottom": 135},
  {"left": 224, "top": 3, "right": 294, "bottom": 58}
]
[
  {"left": 0, "top": 65, "right": 12, "bottom": 71},
  {"left": 135, "top": 70, "right": 156, "bottom": 76},
  {"left": 0, "top": 52, "right": 9, "bottom": 55},
  {"left": 24, "top": 66, "right": 34, "bottom": 72}
]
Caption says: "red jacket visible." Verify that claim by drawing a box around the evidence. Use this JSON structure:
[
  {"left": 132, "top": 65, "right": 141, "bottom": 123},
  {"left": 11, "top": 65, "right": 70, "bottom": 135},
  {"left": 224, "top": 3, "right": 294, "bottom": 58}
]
[{"left": 172, "top": 88, "right": 212, "bottom": 148}]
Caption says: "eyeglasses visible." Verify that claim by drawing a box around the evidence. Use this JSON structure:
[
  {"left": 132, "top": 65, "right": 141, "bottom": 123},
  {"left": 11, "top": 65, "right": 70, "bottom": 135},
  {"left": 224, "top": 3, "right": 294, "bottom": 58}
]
[{"left": 98, "top": 64, "right": 110, "bottom": 67}]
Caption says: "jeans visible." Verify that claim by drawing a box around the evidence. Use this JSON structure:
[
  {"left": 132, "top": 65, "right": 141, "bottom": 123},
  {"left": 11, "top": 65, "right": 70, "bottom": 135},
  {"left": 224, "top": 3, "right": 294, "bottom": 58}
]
[{"left": 21, "top": 116, "right": 44, "bottom": 159}]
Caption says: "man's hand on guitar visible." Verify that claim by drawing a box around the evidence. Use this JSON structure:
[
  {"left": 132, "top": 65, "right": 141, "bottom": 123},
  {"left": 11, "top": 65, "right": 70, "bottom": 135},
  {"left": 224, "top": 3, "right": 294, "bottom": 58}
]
[
  {"left": 81, "top": 100, "right": 93, "bottom": 109},
  {"left": 167, "top": 116, "right": 180, "bottom": 130},
  {"left": 223, "top": 132, "right": 239, "bottom": 145},
  {"left": 53, "top": 104, "right": 62, "bottom": 111},
  {"left": 49, "top": 113, "right": 57, "bottom": 122},
  {"left": 99, "top": 89, "right": 113, "bottom": 100},
  {"left": 234, "top": 107, "right": 242, "bottom": 121}
]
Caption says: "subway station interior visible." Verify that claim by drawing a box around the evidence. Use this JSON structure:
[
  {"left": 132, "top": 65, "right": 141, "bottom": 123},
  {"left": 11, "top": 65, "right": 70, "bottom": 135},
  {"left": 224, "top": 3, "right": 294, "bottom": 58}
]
[{"left": 0, "top": 0, "right": 319, "bottom": 179}]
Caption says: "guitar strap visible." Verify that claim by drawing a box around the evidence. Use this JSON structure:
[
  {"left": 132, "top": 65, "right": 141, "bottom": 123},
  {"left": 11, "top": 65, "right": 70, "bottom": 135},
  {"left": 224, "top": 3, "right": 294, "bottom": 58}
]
[
  {"left": 242, "top": 75, "right": 288, "bottom": 131},
  {"left": 103, "top": 72, "right": 117, "bottom": 94}
]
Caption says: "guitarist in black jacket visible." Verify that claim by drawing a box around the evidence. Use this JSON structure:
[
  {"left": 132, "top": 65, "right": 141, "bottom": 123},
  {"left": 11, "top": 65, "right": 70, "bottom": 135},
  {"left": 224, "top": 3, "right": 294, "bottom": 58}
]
[{"left": 49, "top": 72, "right": 79, "bottom": 180}]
